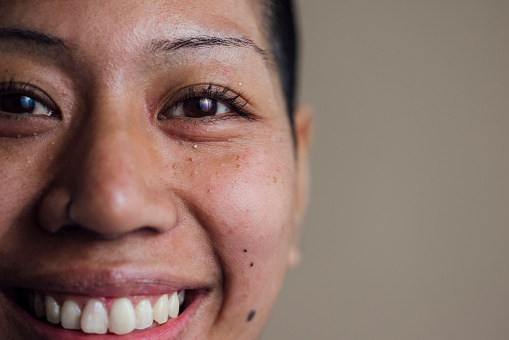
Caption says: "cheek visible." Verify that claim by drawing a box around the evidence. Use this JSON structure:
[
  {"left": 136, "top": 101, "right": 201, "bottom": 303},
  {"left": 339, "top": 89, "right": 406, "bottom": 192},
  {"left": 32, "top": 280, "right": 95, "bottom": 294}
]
[
  {"left": 0, "top": 140, "right": 50, "bottom": 233},
  {"left": 190, "top": 148, "right": 295, "bottom": 254},
  {"left": 178, "top": 144, "right": 297, "bottom": 307}
]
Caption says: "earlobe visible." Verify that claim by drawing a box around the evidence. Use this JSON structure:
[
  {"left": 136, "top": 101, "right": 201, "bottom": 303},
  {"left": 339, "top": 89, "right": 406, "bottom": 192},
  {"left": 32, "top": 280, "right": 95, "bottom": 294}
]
[{"left": 288, "top": 104, "right": 313, "bottom": 268}]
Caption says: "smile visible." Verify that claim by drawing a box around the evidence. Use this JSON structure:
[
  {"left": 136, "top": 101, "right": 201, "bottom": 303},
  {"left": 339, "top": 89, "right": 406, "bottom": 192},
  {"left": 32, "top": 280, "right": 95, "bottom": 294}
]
[{"left": 13, "top": 288, "right": 192, "bottom": 336}]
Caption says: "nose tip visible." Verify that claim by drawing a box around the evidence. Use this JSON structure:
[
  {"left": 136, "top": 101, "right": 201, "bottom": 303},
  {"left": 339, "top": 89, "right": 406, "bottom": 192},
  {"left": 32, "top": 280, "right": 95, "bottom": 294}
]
[{"left": 68, "top": 174, "right": 177, "bottom": 238}]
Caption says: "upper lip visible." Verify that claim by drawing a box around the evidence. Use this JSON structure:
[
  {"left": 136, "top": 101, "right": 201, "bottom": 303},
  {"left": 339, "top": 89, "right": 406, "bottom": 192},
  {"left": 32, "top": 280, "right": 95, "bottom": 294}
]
[{"left": 2, "top": 264, "right": 212, "bottom": 297}]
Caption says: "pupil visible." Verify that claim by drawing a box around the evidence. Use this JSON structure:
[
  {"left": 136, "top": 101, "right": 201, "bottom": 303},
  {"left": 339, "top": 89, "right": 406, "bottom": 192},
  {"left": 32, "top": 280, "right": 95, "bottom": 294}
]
[
  {"left": 183, "top": 97, "right": 217, "bottom": 118},
  {"left": 20, "top": 96, "right": 35, "bottom": 110},
  {"left": 197, "top": 98, "right": 214, "bottom": 112},
  {"left": 0, "top": 95, "right": 35, "bottom": 114}
]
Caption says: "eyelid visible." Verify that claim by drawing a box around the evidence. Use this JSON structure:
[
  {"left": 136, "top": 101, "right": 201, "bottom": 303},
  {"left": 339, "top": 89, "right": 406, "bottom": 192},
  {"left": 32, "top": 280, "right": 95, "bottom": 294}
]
[{"left": 158, "top": 83, "right": 257, "bottom": 121}]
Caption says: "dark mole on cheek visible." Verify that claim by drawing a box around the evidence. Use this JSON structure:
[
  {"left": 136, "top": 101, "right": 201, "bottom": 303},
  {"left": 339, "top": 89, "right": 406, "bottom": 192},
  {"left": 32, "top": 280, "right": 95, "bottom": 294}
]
[
  {"left": 243, "top": 249, "right": 247, "bottom": 253},
  {"left": 250, "top": 263, "right": 254, "bottom": 267},
  {"left": 247, "top": 310, "right": 256, "bottom": 322}
]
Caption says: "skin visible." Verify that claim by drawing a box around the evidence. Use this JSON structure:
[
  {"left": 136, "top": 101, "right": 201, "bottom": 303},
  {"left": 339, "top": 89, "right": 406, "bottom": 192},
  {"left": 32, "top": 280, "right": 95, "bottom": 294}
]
[{"left": 0, "top": 0, "right": 312, "bottom": 339}]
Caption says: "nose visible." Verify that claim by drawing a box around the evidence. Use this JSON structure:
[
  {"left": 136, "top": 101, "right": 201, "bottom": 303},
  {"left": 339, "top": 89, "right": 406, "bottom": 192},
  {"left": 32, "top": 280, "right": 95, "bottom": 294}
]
[{"left": 39, "top": 96, "right": 178, "bottom": 238}]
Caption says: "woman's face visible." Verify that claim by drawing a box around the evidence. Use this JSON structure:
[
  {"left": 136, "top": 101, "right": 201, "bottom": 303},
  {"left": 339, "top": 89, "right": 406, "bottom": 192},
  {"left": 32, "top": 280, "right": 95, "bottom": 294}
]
[{"left": 0, "top": 0, "right": 310, "bottom": 339}]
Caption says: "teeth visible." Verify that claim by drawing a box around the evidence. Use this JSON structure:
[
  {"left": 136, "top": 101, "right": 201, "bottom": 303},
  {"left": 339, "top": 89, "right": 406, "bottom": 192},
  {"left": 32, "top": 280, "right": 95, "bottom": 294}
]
[
  {"left": 61, "top": 300, "right": 81, "bottom": 330},
  {"left": 168, "top": 292, "right": 179, "bottom": 318},
  {"left": 178, "top": 289, "right": 185, "bottom": 306},
  {"left": 152, "top": 294, "right": 169, "bottom": 324},
  {"left": 109, "top": 298, "right": 136, "bottom": 335},
  {"left": 135, "top": 299, "right": 153, "bottom": 329},
  {"left": 34, "top": 294, "right": 45, "bottom": 318},
  {"left": 81, "top": 299, "right": 108, "bottom": 334},
  {"left": 27, "top": 290, "right": 185, "bottom": 334},
  {"left": 45, "top": 296, "right": 60, "bottom": 324}
]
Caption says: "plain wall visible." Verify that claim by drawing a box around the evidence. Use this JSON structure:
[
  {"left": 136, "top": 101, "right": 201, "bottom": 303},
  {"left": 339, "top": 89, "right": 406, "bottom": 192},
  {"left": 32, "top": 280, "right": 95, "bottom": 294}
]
[{"left": 262, "top": 1, "right": 509, "bottom": 339}]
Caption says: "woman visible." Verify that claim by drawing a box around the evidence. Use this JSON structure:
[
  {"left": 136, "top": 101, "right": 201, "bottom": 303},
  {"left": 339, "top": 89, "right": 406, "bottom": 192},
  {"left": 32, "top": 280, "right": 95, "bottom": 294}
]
[{"left": 0, "top": 0, "right": 312, "bottom": 338}]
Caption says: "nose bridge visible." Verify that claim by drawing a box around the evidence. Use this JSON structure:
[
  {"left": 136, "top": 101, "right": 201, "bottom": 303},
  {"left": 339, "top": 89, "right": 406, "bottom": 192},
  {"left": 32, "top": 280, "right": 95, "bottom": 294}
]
[{"left": 64, "top": 93, "right": 176, "bottom": 237}]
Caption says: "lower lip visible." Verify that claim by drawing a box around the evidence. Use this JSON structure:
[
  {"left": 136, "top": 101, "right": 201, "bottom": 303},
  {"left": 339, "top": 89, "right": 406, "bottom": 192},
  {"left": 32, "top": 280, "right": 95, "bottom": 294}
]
[{"left": 3, "top": 290, "right": 205, "bottom": 340}]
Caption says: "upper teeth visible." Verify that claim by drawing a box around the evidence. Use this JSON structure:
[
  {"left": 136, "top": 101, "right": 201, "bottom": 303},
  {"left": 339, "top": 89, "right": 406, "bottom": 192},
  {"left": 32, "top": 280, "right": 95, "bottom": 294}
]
[{"left": 30, "top": 290, "right": 185, "bottom": 335}]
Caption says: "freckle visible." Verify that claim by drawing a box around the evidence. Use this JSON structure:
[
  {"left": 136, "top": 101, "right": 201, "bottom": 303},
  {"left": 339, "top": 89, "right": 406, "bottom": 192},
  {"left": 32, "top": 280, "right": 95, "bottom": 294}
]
[
  {"left": 207, "top": 189, "right": 212, "bottom": 193},
  {"left": 193, "top": 144, "right": 198, "bottom": 149},
  {"left": 189, "top": 157, "right": 194, "bottom": 162},
  {"left": 235, "top": 155, "right": 240, "bottom": 160},
  {"left": 273, "top": 176, "right": 277, "bottom": 183},
  {"left": 236, "top": 164, "right": 241, "bottom": 168},
  {"left": 247, "top": 310, "right": 256, "bottom": 322},
  {"left": 234, "top": 180, "right": 238, "bottom": 183}
]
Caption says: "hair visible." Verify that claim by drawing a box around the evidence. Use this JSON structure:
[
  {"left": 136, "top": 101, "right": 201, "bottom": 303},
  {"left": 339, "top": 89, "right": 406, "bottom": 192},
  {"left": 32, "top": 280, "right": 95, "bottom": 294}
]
[{"left": 261, "top": 0, "right": 299, "bottom": 129}]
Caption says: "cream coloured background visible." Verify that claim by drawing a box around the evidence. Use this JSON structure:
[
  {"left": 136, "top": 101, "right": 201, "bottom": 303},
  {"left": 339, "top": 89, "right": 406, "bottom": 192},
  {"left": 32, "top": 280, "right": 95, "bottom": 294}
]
[{"left": 262, "top": 1, "right": 509, "bottom": 339}]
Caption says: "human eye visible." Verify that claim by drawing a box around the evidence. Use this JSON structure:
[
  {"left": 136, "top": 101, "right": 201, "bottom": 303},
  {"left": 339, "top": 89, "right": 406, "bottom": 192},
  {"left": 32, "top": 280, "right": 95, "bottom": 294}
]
[
  {"left": 0, "top": 80, "right": 59, "bottom": 118},
  {"left": 158, "top": 84, "right": 255, "bottom": 122}
]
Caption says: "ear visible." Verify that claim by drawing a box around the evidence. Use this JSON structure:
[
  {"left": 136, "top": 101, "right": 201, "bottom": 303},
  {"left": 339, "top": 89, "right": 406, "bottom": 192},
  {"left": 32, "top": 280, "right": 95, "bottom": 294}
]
[{"left": 288, "top": 104, "right": 313, "bottom": 268}]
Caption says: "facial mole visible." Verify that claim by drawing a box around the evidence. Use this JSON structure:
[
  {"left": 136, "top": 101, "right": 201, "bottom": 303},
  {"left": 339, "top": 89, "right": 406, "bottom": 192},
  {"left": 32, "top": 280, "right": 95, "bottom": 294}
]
[
  {"left": 247, "top": 310, "right": 256, "bottom": 322},
  {"left": 243, "top": 249, "right": 247, "bottom": 253},
  {"left": 250, "top": 263, "right": 254, "bottom": 267}
]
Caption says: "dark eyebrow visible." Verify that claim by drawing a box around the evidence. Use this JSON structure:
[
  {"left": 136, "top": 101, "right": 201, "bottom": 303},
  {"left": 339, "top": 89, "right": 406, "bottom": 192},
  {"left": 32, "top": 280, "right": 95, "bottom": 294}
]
[
  {"left": 149, "top": 36, "right": 269, "bottom": 59},
  {"left": 0, "top": 27, "right": 68, "bottom": 50}
]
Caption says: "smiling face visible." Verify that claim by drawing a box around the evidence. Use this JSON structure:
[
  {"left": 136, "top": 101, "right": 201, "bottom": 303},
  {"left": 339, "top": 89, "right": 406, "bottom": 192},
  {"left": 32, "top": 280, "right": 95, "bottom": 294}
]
[{"left": 0, "top": 0, "right": 311, "bottom": 339}]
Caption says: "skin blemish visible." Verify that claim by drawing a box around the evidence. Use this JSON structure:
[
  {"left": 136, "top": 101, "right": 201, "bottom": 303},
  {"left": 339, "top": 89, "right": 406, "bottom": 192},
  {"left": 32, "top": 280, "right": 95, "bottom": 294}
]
[
  {"left": 243, "top": 249, "right": 247, "bottom": 253},
  {"left": 247, "top": 310, "right": 256, "bottom": 322},
  {"left": 193, "top": 144, "right": 198, "bottom": 149},
  {"left": 250, "top": 263, "right": 253, "bottom": 267}
]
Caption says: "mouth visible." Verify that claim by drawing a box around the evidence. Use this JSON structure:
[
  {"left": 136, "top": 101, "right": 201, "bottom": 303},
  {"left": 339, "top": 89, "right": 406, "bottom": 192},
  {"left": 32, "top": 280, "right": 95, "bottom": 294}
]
[{"left": 5, "top": 287, "right": 204, "bottom": 337}]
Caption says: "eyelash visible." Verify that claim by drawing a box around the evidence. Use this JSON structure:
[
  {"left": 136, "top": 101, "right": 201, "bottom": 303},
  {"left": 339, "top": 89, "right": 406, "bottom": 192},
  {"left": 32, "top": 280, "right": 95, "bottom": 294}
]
[{"left": 160, "top": 84, "right": 256, "bottom": 122}]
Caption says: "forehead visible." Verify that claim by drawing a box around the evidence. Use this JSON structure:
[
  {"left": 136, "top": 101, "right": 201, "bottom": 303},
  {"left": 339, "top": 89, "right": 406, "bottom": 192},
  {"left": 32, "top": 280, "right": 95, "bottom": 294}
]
[{"left": 0, "top": 0, "right": 266, "bottom": 54}]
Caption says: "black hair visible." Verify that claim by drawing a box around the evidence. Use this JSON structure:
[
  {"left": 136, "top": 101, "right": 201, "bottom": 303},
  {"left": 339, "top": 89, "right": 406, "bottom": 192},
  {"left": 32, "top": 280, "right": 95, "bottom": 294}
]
[{"left": 262, "top": 0, "right": 298, "bottom": 129}]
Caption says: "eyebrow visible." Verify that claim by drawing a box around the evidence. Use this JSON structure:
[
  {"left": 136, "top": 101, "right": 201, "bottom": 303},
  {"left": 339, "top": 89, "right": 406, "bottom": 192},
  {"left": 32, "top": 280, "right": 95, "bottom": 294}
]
[
  {"left": 149, "top": 36, "right": 269, "bottom": 60},
  {"left": 0, "top": 27, "right": 68, "bottom": 50},
  {"left": 0, "top": 27, "right": 269, "bottom": 62}
]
